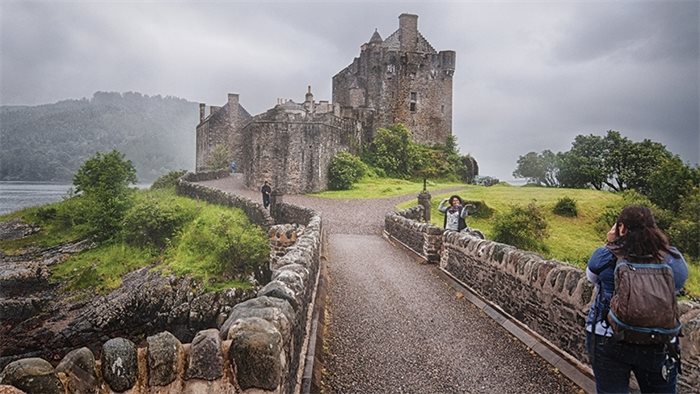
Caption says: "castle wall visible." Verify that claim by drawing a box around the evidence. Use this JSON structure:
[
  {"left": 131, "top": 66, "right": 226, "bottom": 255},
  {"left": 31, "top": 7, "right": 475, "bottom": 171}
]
[
  {"left": 242, "top": 113, "right": 360, "bottom": 194},
  {"left": 195, "top": 94, "right": 250, "bottom": 172}
]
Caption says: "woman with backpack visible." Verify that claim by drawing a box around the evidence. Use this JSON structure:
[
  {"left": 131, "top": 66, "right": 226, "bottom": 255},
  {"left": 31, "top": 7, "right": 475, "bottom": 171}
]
[
  {"left": 438, "top": 195, "right": 468, "bottom": 232},
  {"left": 585, "top": 205, "right": 688, "bottom": 393}
]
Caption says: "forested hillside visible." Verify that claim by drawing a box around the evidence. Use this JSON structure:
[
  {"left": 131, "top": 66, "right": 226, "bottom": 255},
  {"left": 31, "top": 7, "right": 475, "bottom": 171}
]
[{"left": 0, "top": 91, "right": 198, "bottom": 182}]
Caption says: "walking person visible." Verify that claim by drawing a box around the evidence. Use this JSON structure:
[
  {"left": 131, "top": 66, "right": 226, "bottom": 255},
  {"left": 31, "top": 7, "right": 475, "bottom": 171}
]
[
  {"left": 261, "top": 181, "right": 272, "bottom": 209},
  {"left": 438, "top": 195, "right": 468, "bottom": 232},
  {"left": 585, "top": 205, "right": 688, "bottom": 393}
]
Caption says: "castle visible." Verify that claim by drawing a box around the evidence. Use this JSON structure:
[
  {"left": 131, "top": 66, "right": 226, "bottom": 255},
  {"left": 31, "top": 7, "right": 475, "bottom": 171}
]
[{"left": 195, "top": 13, "right": 456, "bottom": 193}]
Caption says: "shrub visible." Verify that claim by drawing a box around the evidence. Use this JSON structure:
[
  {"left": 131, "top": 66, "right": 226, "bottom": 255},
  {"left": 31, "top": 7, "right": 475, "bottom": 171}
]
[
  {"left": 493, "top": 203, "right": 549, "bottom": 253},
  {"left": 151, "top": 170, "right": 187, "bottom": 190},
  {"left": 328, "top": 151, "right": 367, "bottom": 190},
  {"left": 463, "top": 200, "right": 494, "bottom": 219},
  {"left": 73, "top": 150, "right": 137, "bottom": 240},
  {"left": 169, "top": 207, "right": 269, "bottom": 286},
  {"left": 553, "top": 196, "right": 578, "bottom": 217},
  {"left": 122, "top": 196, "right": 195, "bottom": 249}
]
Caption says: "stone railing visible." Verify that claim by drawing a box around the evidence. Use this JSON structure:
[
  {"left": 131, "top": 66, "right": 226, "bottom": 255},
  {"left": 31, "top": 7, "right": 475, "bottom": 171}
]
[
  {"left": 0, "top": 172, "right": 323, "bottom": 394},
  {"left": 384, "top": 206, "right": 700, "bottom": 392},
  {"left": 384, "top": 206, "right": 442, "bottom": 263}
]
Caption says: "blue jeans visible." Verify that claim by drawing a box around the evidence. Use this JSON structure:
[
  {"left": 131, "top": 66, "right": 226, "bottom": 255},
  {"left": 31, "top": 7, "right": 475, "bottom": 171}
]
[{"left": 586, "top": 332, "right": 678, "bottom": 393}]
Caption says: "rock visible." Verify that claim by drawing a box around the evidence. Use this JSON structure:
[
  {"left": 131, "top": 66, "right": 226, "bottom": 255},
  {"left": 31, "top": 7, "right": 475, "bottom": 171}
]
[
  {"left": 220, "top": 296, "right": 295, "bottom": 343},
  {"left": 55, "top": 347, "right": 97, "bottom": 394},
  {"left": 146, "top": 331, "right": 181, "bottom": 387},
  {"left": 0, "top": 385, "right": 25, "bottom": 394},
  {"left": 258, "top": 280, "right": 300, "bottom": 311},
  {"left": 0, "top": 357, "right": 63, "bottom": 394},
  {"left": 228, "top": 317, "right": 283, "bottom": 391},
  {"left": 185, "top": 329, "right": 223, "bottom": 381},
  {"left": 101, "top": 338, "right": 137, "bottom": 392},
  {"left": 0, "top": 219, "right": 40, "bottom": 241}
]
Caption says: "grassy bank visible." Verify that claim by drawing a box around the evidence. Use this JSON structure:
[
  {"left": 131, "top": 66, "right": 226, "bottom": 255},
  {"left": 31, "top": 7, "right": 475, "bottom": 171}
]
[{"left": 0, "top": 188, "right": 266, "bottom": 293}]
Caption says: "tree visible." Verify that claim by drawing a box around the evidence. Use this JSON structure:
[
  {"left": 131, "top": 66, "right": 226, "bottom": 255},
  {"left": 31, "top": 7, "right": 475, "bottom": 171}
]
[
  {"left": 366, "top": 124, "right": 414, "bottom": 178},
  {"left": 601, "top": 131, "right": 671, "bottom": 192},
  {"left": 206, "top": 143, "right": 233, "bottom": 170},
  {"left": 73, "top": 150, "right": 137, "bottom": 240},
  {"left": 557, "top": 134, "right": 607, "bottom": 189},
  {"left": 512, "top": 150, "right": 559, "bottom": 187},
  {"left": 645, "top": 155, "right": 699, "bottom": 212}
]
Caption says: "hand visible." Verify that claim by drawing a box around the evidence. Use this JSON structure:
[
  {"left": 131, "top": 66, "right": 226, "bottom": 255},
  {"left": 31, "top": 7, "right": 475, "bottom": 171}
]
[{"left": 606, "top": 224, "right": 617, "bottom": 243}]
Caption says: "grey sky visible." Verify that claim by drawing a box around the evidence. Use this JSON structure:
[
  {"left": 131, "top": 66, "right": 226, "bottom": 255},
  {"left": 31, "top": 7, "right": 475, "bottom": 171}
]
[{"left": 2, "top": 0, "right": 698, "bottom": 181}]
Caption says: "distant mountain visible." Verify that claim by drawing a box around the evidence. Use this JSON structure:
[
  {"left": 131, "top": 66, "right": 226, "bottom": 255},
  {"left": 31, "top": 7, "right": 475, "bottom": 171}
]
[{"left": 0, "top": 91, "right": 198, "bottom": 182}]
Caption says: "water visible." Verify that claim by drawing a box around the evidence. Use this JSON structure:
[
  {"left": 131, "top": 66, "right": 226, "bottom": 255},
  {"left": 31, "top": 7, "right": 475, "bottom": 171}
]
[
  {"left": 0, "top": 182, "right": 73, "bottom": 215},
  {"left": 0, "top": 182, "right": 151, "bottom": 216}
]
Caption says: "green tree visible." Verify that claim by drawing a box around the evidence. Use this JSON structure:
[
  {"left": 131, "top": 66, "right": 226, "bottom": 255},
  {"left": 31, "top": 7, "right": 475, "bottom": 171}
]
[
  {"left": 557, "top": 134, "right": 607, "bottom": 189},
  {"left": 644, "top": 155, "right": 698, "bottom": 212},
  {"left": 207, "top": 143, "right": 232, "bottom": 170},
  {"left": 73, "top": 150, "right": 137, "bottom": 240},
  {"left": 513, "top": 150, "right": 559, "bottom": 187},
  {"left": 366, "top": 124, "right": 414, "bottom": 178}
]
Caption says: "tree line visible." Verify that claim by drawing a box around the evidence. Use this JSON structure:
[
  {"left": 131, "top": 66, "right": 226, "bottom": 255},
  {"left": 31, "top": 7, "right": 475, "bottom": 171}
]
[
  {"left": 513, "top": 130, "right": 699, "bottom": 260},
  {"left": 0, "top": 91, "right": 198, "bottom": 182}
]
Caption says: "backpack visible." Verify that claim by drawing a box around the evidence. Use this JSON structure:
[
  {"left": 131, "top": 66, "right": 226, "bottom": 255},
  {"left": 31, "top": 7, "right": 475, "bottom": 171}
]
[{"left": 607, "top": 260, "right": 682, "bottom": 344}]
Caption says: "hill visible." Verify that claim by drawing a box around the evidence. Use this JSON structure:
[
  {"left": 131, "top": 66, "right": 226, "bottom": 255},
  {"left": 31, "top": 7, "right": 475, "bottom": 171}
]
[{"left": 0, "top": 91, "right": 198, "bottom": 182}]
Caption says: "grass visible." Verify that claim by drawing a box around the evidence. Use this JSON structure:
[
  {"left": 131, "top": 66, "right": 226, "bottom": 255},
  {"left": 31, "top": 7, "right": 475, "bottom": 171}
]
[
  {"left": 392, "top": 182, "right": 699, "bottom": 298},
  {"left": 309, "top": 176, "right": 463, "bottom": 199},
  {"left": 2, "top": 188, "right": 266, "bottom": 293}
]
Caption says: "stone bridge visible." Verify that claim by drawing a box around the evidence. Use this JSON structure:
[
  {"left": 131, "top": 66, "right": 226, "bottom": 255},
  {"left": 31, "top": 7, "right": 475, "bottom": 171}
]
[{"left": 1, "top": 172, "right": 698, "bottom": 393}]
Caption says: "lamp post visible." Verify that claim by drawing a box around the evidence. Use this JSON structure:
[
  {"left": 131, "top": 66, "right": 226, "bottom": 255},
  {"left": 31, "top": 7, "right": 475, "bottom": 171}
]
[{"left": 417, "top": 178, "right": 431, "bottom": 223}]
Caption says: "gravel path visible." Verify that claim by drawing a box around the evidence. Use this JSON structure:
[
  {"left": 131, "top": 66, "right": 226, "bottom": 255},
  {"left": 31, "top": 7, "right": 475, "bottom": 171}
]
[{"left": 199, "top": 176, "right": 580, "bottom": 393}]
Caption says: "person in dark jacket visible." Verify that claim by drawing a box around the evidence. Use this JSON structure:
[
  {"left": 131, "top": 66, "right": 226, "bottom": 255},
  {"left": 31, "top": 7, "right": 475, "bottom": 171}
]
[
  {"left": 585, "top": 205, "right": 688, "bottom": 394},
  {"left": 261, "top": 181, "right": 272, "bottom": 209}
]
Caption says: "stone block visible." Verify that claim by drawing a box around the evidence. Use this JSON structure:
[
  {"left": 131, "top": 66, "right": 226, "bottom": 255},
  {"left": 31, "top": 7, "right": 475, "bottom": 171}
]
[
  {"left": 0, "top": 358, "right": 63, "bottom": 394},
  {"left": 186, "top": 329, "right": 223, "bottom": 381},
  {"left": 101, "top": 338, "right": 138, "bottom": 392},
  {"left": 56, "top": 347, "right": 97, "bottom": 394},
  {"left": 228, "top": 317, "right": 284, "bottom": 391},
  {"left": 147, "top": 331, "right": 182, "bottom": 387},
  {"left": 258, "top": 280, "right": 300, "bottom": 311}
]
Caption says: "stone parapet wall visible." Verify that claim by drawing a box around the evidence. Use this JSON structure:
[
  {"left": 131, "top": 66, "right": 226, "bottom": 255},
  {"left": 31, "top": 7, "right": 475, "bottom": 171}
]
[
  {"left": 183, "top": 168, "right": 230, "bottom": 182},
  {"left": 384, "top": 206, "right": 700, "bottom": 392},
  {"left": 1, "top": 175, "right": 323, "bottom": 394},
  {"left": 385, "top": 206, "right": 442, "bottom": 262}
]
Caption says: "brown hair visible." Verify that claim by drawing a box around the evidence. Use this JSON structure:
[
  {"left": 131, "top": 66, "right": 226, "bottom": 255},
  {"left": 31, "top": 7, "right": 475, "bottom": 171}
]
[{"left": 615, "top": 205, "right": 672, "bottom": 262}]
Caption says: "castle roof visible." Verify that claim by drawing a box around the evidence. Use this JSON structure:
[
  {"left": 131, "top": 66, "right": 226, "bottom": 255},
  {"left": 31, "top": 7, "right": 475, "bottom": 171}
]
[
  {"left": 369, "top": 29, "right": 383, "bottom": 44},
  {"left": 381, "top": 29, "right": 436, "bottom": 53}
]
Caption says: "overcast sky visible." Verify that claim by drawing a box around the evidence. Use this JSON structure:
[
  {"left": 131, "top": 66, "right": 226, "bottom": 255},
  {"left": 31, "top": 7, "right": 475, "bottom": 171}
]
[{"left": 2, "top": 0, "right": 698, "bottom": 181}]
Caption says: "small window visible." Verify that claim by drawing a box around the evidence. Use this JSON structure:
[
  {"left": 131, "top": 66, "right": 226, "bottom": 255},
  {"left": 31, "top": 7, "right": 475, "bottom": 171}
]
[
  {"left": 410, "top": 102, "right": 417, "bottom": 112},
  {"left": 410, "top": 92, "right": 418, "bottom": 112},
  {"left": 410, "top": 92, "right": 417, "bottom": 101},
  {"left": 441, "top": 105, "right": 445, "bottom": 114}
]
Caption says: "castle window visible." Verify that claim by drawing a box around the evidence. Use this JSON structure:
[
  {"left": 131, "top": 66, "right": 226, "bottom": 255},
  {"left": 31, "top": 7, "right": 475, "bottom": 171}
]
[
  {"left": 387, "top": 64, "right": 395, "bottom": 73},
  {"left": 441, "top": 105, "right": 445, "bottom": 114},
  {"left": 410, "top": 92, "right": 418, "bottom": 112}
]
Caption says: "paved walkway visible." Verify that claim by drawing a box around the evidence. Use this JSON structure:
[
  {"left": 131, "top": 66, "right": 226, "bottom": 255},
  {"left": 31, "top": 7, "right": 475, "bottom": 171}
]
[{"left": 199, "top": 176, "right": 581, "bottom": 393}]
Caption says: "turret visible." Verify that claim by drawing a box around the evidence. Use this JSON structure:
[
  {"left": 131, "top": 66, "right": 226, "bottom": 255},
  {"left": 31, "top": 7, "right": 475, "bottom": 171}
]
[{"left": 304, "top": 85, "right": 315, "bottom": 112}]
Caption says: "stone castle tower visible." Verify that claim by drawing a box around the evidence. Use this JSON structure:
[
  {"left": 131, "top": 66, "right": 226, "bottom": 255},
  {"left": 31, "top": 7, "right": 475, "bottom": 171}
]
[
  {"left": 333, "top": 13, "right": 455, "bottom": 145},
  {"left": 195, "top": 13, "right": 455, "bottom": 193}
]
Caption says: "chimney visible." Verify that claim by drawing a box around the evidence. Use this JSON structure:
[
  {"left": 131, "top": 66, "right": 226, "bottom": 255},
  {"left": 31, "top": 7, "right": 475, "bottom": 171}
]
[
  {"left": 199, "top": 103, "right": 205, "bottom": 122},
  {"left": 228, "top": 93, "right": 239, "bottom": 108},
  {"left": 399, "top": 13, "right": 418, "bottom": 52}
]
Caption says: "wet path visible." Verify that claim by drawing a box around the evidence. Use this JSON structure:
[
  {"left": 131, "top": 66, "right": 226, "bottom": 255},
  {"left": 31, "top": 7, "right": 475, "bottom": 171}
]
[{"left": 199, "top": 176, "right": 581, "bottom": 393}]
